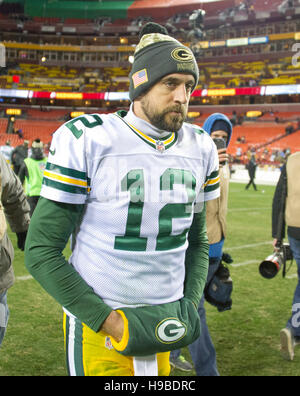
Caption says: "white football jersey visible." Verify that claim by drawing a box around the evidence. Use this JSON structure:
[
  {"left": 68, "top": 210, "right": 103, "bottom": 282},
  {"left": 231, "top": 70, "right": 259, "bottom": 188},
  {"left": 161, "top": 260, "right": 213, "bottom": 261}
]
[{"left": 41, "top": 109, "right": 220, "bottom": 309}]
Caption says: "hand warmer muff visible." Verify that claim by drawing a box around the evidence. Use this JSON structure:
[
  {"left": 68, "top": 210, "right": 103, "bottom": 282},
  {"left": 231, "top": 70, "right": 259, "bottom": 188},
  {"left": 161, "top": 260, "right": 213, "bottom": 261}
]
[{"left": 111, "top": 298, "right": 200, "bottom": 357}]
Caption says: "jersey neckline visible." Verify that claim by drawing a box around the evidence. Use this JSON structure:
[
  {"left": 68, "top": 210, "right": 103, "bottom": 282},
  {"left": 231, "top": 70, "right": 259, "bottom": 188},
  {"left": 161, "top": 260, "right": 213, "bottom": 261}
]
[{"left": 114, "top": 111, "right": 177, "bottom": 153}]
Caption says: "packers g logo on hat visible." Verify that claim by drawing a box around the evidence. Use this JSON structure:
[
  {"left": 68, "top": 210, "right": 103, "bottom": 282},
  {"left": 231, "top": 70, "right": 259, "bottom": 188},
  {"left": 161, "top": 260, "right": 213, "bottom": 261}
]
[
  {"left": 155, "top": 318, "right": 187, "bottom": 344},
  {"left": 171, "top": 47, "right": 194, "bottom": 62}
]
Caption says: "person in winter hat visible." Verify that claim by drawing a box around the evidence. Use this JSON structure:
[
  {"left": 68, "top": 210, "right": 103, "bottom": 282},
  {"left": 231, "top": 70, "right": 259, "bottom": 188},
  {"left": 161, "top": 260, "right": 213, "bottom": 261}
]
[
  {"left": 129, "top": 22, "right": 199, "bottom": 103},
  {"left": 25, "top": 23, "right": 220, "bottom": 376},
  {"left": 19, "top": 139, "right": 47, "bottom": 216}
]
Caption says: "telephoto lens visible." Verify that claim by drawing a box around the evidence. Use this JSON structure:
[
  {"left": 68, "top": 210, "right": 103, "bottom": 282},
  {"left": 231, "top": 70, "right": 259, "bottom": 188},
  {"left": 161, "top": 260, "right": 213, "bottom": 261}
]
[{"left": 259, "top": 252, "right": 283, "bottom": 279}]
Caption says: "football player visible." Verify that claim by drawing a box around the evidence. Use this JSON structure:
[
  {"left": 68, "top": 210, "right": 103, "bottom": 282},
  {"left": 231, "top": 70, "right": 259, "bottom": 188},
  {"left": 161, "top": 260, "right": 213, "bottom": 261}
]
[{"left": 25, "top": 23, "right": 220, "bottom": 376}]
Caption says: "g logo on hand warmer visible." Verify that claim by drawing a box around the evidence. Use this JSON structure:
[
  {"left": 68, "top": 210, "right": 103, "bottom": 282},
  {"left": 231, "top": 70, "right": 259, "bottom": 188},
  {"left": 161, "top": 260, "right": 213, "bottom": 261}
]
[{"left": 155, "top": 318, "right": 187, "bottom": 344}]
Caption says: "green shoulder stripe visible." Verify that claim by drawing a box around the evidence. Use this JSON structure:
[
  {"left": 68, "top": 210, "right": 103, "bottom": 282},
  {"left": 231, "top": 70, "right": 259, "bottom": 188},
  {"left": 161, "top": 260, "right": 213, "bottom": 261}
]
[
  {"left": 205, "top": 170, "right": 219, "bottom": 181},
  {"left": 42, "top": 177, "right": 87, "bottom": 195},
  {"left": 204, "top": 169, "right": 220, "bottom": 193},
  {"left": 46, "top": 162, "right": 87, "bottom": 181},
  {"left": 192, "top": 126, "right": 205, "bottom": 135},
  {"left": 204, "top": 183, "right": 220, "bottom": 193},
  {"left": 43, "top": 162, "right": 89, "bottom": 195}
]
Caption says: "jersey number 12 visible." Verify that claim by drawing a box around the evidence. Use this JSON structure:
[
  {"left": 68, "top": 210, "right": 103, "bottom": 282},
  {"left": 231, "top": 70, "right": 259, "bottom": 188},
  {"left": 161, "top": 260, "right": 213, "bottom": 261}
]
[{"left": 114, "top": 168, "right": 196, "bottom": 252}]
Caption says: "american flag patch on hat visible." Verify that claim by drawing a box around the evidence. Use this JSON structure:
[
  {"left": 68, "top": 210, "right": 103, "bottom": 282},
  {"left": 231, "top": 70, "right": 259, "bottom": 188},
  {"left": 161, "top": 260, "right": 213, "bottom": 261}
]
[{"left": 132, "top": 69, "right": 148, "bottom": 88}]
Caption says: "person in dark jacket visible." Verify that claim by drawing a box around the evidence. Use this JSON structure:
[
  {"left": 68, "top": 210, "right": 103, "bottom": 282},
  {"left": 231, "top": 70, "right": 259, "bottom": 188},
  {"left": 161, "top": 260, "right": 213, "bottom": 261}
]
[
  {"left": 272, "top": 151, "right": 300, "bottom": 361},
  {"left": 11, "top": 140, "right": 29, "bottom": 176},
  {"left": 0, "top": 153, "right": 30, "bottom": 347},
  {"left": 245, "top": 154, "right": 257, "bottom": 191}
]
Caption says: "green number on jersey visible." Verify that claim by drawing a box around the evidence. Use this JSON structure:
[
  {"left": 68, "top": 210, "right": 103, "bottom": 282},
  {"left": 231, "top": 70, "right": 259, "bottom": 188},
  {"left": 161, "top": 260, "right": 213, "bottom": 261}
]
[
  {"left": 156, "top": 169, "right": 196, "bottom": 251},
  {"left": 114, "top": 169, "right": 147, "bottom": 251},
  {"left": 66, "top": 115, "right": 103, "bottom": 139},
  {"left": 114, "top": 168, "right": 196, "bottom": 252}
]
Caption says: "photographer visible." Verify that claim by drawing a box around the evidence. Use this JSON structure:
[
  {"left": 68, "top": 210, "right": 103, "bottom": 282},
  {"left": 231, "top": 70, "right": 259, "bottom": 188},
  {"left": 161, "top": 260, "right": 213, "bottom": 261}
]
[{"left": 272, "top": 151, "right": 300, "bottom": 361}]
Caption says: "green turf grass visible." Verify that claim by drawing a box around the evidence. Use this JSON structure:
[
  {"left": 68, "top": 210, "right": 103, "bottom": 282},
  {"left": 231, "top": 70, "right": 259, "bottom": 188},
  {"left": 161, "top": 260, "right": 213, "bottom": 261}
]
[{"left": 0, "top": 183, "right": 299, "bottom": 376}]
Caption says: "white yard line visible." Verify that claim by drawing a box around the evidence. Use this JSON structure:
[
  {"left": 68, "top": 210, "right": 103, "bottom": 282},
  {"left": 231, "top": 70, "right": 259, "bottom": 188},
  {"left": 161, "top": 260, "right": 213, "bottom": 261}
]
[
  {"left": 225, "top": 241, "right": 271, "bottom": 268},
  {"left": 226, "top": 241, "right": 272, "bottom": 251},
  {"left": 286, "top": 274, "right": 298, "bottom": 279},
  {"left": 228, "top": 207, "right": 270, "bottom": 212},
  {"left": 16, "top": 275, "right": 33, "bottom": 281},
  {"left": 231, "top": 260, "right": 258, "bottom": 268}
]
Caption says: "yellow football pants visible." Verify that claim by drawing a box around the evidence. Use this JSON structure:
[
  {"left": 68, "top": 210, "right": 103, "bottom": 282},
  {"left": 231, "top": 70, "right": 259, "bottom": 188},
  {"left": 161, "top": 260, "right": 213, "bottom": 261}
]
[{"left": 63, "top": 313, "right": 171, "bottom": 376}]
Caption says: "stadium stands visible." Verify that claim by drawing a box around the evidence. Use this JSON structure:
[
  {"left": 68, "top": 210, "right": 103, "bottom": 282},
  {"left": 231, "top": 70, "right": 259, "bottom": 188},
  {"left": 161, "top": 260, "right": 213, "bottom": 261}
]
[
  {"left": 2, "top": 56, "right": 299, "bottom": 93},
  {"left": 0, "top": 118, "right": 62, "bottom": 145},
  {"left": 200, "top": 57, "right": 300, "bottom": 89},
  {"left": 252, "top": 0, "right": 283, "bottom": 12},
  {"left": 0, "top": 0, "right": 299, "bottom": 166},
  {"left": 1, "top": 108, "right": 298, "bottom": 167},
  {"left": 226, "top": 121, "right": 300, "bottom": 163}
]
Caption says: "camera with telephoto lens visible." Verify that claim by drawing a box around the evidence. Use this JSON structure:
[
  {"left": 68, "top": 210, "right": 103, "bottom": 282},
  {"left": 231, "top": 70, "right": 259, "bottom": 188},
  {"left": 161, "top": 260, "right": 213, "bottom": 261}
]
[{"left": 259, "top": 243, "right": 293, "bottom": 279}]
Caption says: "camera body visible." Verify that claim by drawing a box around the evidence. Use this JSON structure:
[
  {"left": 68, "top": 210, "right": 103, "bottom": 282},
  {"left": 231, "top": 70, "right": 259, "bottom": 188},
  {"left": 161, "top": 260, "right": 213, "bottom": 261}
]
[
  {"left": 259, "top": 243, "right": 293, "bottom": 279},
  {"left": 213, "top": 137, "right": 227, "bottom": 166}
]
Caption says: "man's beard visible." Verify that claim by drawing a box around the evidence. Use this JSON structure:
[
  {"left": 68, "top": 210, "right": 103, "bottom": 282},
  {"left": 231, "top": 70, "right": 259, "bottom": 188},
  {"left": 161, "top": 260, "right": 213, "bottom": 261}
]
[{"left": 141, "top": 99, "right": 186, "bottom": 132}]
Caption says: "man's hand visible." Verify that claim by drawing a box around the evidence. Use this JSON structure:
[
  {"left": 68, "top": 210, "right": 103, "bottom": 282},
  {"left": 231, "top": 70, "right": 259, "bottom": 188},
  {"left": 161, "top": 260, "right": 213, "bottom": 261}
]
[
  {"left": 101, "top": 310, "right": 124, "bottom": 342},
  {"left": 217, "top": 148, "right": 229, "bottom": 167},
  {"left": 273, "top": 239, "right": 282, "bottom": 252}
]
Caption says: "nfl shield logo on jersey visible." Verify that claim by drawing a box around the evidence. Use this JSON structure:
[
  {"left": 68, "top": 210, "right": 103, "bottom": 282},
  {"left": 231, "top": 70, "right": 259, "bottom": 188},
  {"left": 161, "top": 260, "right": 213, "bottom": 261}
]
[
  {"left": 105, "top": 336, "right": 114, "bottom": 350},
  {"left": 155, "top": 140, "right": 165, "bottom": 153}
]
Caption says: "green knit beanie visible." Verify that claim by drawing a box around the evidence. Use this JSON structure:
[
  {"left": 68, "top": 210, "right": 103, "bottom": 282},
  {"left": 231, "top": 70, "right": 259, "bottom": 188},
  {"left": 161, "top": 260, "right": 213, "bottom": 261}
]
[{"left": 129, "top": 23, "right": 199, "bottom": 101}]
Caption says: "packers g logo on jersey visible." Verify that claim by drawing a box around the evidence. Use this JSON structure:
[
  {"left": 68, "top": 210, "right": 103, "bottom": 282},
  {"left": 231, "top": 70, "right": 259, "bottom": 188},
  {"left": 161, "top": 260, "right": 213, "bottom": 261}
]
[
  {"left": 155, "top": 318, "right": 187, "bottom": 344},
  {"left": 171, "top": 47, "right": 194, "bottom": 62}
]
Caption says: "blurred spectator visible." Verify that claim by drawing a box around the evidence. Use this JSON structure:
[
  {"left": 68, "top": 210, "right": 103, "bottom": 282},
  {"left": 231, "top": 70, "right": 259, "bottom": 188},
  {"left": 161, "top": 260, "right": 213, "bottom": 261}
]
[
  {"left": 0, "top": 141, "right": 14, "bottom": 164},
  {"left": 245, "top": 154, "right": 258, "bottom": 191},
  {"left": 235, "top": 147, "right": 242, "bottom": 162},
  {"left": 0, "top": 153, "right": 30, "bottom": 348},
  {"left": 270, "top": 150, "right": 277, "bottom": 162},
  {"left": 285, "top": 123, "right": 294, "bottom": 135},
  {"left": 18, "top": 139, "right": 47, "bottom": 216},
  {"left": 236, "top": 136, "right": 246, "bottom": 144},
  {"left": 249, "top": 78, "right": 257, "bottom": 87},
  {"left": 11, "top": 140, "right": 29, "bottom": 176},
  {"left": 230, "top": 111, "right": 237, "bottom": 126},
  {"left": 16, "top": 129, "right": 24, "bottom": 139}
]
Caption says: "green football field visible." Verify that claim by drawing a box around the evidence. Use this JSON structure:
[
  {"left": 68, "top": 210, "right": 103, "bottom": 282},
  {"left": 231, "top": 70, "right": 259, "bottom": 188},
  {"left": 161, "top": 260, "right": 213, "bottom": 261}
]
[{"left": 0, "top": 182, "right": 299, "bottom": 376}]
